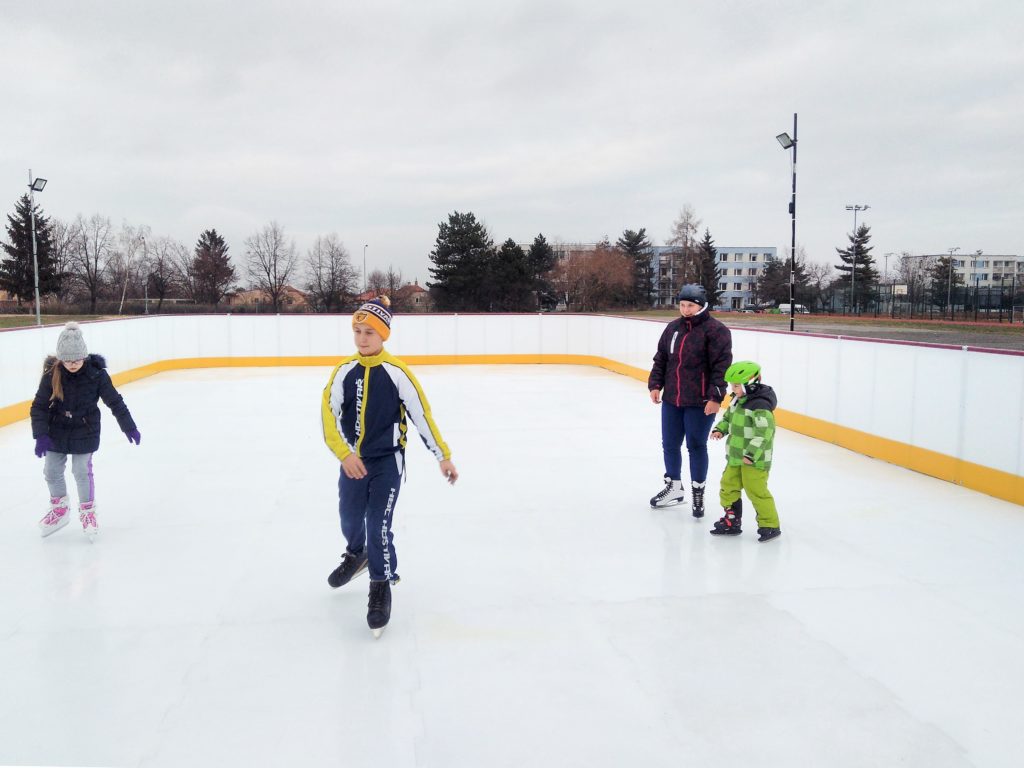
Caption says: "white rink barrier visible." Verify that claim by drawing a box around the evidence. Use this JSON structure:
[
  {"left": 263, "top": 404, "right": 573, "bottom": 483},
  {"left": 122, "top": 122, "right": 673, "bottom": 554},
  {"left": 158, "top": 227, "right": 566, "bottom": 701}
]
[{"left": 1, "top": 313, "right": 1021, "bottom": 505}]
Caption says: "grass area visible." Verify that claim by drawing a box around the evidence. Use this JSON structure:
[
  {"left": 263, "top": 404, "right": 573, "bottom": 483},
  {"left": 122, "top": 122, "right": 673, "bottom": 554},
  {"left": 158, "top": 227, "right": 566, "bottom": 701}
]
[
  {"left": 0, "top": 315, "right": 107, "bottom": 329},
  {"left": 611, "top": 310, "right": 1024, "bottom": 335}
]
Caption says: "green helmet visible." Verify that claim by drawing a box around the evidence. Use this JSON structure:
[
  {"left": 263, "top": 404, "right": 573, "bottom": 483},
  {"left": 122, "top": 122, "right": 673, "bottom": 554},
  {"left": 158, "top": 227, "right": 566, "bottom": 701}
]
[{"left": 724, "top": 360, "right": 761, "bottom": 384}]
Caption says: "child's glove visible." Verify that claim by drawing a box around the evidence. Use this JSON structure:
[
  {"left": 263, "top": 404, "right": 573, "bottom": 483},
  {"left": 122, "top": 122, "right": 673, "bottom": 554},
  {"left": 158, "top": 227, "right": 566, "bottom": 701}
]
[
  {"left": 126, "top": 429, "right": 142, "bottom": 445},
  {"left": 34, "top": 435, "right": 54, "bottom": 458}
]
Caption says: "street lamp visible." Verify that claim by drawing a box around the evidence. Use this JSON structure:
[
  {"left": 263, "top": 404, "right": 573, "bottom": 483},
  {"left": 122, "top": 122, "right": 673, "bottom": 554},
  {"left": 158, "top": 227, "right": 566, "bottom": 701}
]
[
  {"left": 946, "top": 246, "right": 960, "bottom": 320},
  {"left": 28, "top": 170, "right": 48, "bottom": 326},
  {"left": 845, "top": 204, "right": 869, "bottom": 314},
  {"left": 363, "top": 244, "right": 368, "bottom": 293},
  {"left": 776, "top": 113, "right": 797, "bottom": 331}
]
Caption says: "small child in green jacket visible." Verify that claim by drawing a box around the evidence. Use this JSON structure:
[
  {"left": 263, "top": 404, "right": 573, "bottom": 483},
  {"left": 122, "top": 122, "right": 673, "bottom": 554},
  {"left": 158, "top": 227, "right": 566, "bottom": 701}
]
[{"left": 709, "top": 360, "right": 782, "bottom": 542}]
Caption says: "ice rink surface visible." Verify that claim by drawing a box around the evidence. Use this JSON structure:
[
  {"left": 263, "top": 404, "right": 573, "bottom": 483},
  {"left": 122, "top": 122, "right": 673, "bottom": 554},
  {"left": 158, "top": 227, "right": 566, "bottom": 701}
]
[{"left": 1, "top": 364, "right": 1022, "bottom": 768}]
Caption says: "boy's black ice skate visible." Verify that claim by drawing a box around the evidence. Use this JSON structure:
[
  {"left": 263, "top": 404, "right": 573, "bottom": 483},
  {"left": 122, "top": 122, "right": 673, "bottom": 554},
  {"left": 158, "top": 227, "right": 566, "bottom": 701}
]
[
  {"left": 327, "top": 551, "right": 368, "bottom": 588},
  {"left": 691, "top": 482, "right": 705, "bottom": 519},
  {"left": 650, "top": 475, "right": 686, "bottom": 509},
  {"left": 367, "top": 580, "right": 392, "bottom": 638},
  {"left": 757, "top": 527, "right": 782, "bottom": 543},
  {"left": 710, "top": 499, "right": 742, "bottom": 536}
]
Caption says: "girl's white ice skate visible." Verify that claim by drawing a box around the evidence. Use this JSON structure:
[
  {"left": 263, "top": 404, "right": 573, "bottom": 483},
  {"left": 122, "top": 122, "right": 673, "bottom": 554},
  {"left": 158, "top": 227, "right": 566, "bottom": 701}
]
[
  {"left": 79, "top": 501, "right": 99, "bottom": 541},
  {"left": 39, "top": 496, "right": 70, "bottom": 537}
]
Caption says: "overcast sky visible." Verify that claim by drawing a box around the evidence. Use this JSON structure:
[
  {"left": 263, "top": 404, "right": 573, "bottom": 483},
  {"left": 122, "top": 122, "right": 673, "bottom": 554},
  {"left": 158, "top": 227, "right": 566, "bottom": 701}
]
[{"left": 2, "top": 0, "right": 1021, "bottom": 285}]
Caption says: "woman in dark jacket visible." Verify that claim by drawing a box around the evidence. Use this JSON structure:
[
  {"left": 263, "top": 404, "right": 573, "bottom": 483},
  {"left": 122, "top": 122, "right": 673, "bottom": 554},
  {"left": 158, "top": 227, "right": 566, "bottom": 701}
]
[
  {"left": 30, "top": 322, "right": 141, "bottom": 540},
  {"left": 647, "top": 285, "right": 732, "bottom": 516}
]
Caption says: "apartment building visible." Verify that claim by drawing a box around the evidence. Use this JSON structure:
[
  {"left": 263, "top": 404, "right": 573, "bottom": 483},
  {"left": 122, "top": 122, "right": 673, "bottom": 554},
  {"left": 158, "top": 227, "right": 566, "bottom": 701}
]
[{"left": 649, "top": 245, "right": 777, "bottom": 309}]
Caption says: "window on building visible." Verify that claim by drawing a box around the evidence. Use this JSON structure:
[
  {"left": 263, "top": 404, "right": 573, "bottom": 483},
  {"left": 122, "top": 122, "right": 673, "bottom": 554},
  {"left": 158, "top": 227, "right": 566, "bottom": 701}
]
[
  {"left": 748, "top": 268, "right": 757, "bottom": 276},
  {"left": 751, "top": 255, "right": 758, "bottom": 262},
  {"left": 720, "top": 253, "right": 728, "bottom": 261},
  {"left": 719, "top": 282, "right": 728, "bottom": 291},
  {"left": 733, "top": 282, "right": 742, "bottom": 291}
]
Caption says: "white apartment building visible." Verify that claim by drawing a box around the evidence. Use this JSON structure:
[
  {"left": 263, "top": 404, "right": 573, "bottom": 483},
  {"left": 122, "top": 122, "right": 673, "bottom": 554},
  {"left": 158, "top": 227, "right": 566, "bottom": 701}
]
[
  {"left": 649, "top": 245, "right": 776, "bottom": 308},
  {"left": 715, "top": 246, "right": 777, "bottom": 309},
  {"left": 923, "top": 253, "right": 1024, "bottom": 288}
]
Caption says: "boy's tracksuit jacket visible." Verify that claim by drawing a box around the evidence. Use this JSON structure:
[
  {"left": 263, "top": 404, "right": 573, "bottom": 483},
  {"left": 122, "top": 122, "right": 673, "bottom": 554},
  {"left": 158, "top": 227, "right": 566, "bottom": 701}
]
[
  {"left": 30, "top": 354, "right": 137, "bottom": 455},
  {"left": 713, "top": 385, "right": 778, "bottom": 471},
  {"left": 321, "top": 349, "right": 450, "bottom": 462}
]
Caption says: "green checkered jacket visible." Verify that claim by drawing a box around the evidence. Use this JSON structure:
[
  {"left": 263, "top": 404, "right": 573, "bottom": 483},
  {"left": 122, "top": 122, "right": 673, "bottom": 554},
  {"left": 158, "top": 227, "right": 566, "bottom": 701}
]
[{"left": 712, "top": 384, "right": 778, "bottom": 471}]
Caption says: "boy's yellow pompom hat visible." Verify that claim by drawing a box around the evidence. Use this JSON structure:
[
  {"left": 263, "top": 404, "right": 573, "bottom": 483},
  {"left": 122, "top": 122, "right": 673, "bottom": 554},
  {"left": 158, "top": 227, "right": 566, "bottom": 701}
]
[{"left": 352, "top": 296, "right": 393, "bottom": 340}]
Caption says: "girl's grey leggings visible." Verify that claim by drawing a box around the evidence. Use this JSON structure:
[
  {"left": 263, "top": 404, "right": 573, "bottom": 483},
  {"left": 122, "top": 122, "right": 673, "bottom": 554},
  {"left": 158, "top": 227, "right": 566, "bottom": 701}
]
[{"left": 43, "top": 452, "right": 95, "bottom": 503}]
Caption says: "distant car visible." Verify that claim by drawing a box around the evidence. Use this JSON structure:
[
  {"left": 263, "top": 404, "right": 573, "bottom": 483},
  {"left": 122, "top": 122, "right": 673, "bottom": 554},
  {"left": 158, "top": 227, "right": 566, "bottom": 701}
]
[
  {"left": 739, "top": 308, "right": 755, "bottom": 314},
  {"left": 778, "top": 303, "right": 810, "bottom": 314}
]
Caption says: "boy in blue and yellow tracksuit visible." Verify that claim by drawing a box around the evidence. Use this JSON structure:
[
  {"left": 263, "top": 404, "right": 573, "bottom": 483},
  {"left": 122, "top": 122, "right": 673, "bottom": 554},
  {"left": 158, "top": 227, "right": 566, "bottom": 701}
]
[{"left": 321, "top": 296, "right": 458, "bottom": 635}]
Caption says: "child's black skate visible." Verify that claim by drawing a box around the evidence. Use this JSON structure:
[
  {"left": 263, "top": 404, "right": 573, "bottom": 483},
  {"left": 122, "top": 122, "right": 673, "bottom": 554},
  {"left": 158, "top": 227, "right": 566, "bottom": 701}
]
[
  {"left": 710, "top": 499, "right": 742, "bottom": 536},
  {"left": 367, "top": 580, "right": 392, "bottom": 638},
  {"left": 327, "top": 551, "right": 368, "bottom": 588},
  {"left": 757, "top": 527, "right": 782, "bottom": 543},
  {"left": 691, "top": 482, "right": 705, "bottom": 519}
]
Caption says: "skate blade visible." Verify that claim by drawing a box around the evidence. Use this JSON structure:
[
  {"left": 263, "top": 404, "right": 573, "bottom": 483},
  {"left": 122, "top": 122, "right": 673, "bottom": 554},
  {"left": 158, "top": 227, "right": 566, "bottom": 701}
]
[{"left": 650, "top": 499, "right": 687, "bottom": 509}]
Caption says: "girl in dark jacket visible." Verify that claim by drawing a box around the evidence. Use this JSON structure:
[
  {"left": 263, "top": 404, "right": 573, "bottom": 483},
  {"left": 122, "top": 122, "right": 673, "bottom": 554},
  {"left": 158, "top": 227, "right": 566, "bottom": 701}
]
[
  {"left": 647, "top": 284, "right": 732, "bottom": 516},
  {"left": 30, "top": 323, "right": 141, "bottom": 539}
]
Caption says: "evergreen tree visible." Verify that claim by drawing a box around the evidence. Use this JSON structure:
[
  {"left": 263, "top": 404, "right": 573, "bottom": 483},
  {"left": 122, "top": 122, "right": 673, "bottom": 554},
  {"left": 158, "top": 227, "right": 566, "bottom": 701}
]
[
  {"left": 834, "top": 224, "right": 880, "bottom": 312},
  {"left": 194, "top": 229, "right": 235, "bottom": 305},
  {"left": 927, "top": 255, "right": 962, "bottom": 311},
  {"left": 427, "top": 211, "right": 495, "bottom": 311},
  {"left": 616, "top": 228, "right": 654, "bottom": 308},
  {"left": 695, "top": 229, "right": 722, "bottom": 308},
  {"left": 491, "top": 238, "right": 534, "bottom": 311},
  {"left": 527, "top": 233, "right": 557, "bottom": 308},
  {"left": 0, "top": 194, "right": 61, "bottom": 304},
  {"left": 755, "top": 255, "right": 810, "bottom": 307}
]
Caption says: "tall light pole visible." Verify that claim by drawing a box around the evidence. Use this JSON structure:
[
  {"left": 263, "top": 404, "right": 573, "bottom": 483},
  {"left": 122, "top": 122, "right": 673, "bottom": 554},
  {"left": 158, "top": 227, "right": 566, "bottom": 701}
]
[
  {"left": 946, "top": 246, "right": 960, "bottom": 320},
  {"left": 363, "top": 244, "right": 368, "bottom": 293},
  {"left": 776, "top": 113, "right": 797, "bottom": 331},
  {"left": 28, "top": 171, "right": 48, "bottom": 326},
  {"left": 845, "top": 204, "right": 869, "bottom": 314}
]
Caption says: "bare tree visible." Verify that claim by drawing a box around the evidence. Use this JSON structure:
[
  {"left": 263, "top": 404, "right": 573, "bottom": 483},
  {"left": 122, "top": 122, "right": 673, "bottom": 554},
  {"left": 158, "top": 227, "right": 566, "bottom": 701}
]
[
  {"left": 551, "top": 244, "right": 632, "bottom": 311},
  {"left": 666, "top": 204, "right": 702, "bottom": 289},
  {"left": 69, "top": 214, "right": 115, "bottom": 312},
  {"left": 801, "top": 257, "right": 833, "bottom": 311},
  {"left": 172, "top": 240, "right": 201, "bottom": 303},
  {"left": 107, "top": 222, "right": 150, "bottom": 314},
  {"left": 366, "top": 268, "right": 388, "bottom": 296},
  {"left": 304, "top": 233, "right": 358, "bottom": 312},
  {"left": 245, "top": 221, "right": 298, "bottom": 312},
  {"left": 146, "top": 236, "right": 187, "bottom": 310},
  {"left": 48, "top": 217, "right": 78, "bottom": 302}
]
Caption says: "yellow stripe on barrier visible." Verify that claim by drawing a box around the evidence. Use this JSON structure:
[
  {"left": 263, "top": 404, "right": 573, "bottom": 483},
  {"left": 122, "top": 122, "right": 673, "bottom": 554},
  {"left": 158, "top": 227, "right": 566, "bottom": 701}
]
[{"left": 3, "top": 353, "right": 1020, "bottom": 506}]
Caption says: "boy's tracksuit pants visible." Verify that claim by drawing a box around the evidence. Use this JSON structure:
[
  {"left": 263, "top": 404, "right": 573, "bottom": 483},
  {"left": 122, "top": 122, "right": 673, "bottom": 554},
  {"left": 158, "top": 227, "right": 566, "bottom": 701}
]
[{"left": 338, "top": 453, "right": 404, "bottom": 582}]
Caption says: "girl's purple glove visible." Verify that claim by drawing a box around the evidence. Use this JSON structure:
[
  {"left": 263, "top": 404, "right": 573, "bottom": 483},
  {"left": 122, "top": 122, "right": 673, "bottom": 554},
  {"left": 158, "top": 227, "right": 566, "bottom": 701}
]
[
  {"left": 126, "top": 429, "right": 142, "bottom": 445},
  {"left": 34, "top": 435, "right": 54, "bottom": 458}
]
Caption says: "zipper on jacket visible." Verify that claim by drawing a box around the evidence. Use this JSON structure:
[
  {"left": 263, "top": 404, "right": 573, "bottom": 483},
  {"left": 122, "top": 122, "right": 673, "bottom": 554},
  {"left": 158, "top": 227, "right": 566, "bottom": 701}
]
[
  {"left": 675, "top": 321, "right": 691, "bottom": 406},
  {"left": 355, "top": 366, "right": 371, "bottom": 457}
]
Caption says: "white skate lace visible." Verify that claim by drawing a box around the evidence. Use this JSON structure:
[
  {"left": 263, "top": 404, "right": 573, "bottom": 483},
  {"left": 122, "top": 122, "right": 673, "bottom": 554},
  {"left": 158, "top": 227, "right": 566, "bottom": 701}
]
[{"left": 43, "top": 508, "right": 65, "bottom": 525}]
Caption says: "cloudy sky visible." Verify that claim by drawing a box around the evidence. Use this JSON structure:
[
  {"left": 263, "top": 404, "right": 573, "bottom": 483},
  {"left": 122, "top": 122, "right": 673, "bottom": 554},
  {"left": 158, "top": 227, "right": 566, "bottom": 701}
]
[{"left": 2, "top": 0, "right": 1021, "bottom": 284}]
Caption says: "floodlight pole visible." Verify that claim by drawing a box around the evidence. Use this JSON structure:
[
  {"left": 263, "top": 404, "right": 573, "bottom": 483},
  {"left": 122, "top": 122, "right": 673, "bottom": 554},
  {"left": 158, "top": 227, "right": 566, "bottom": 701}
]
[
  {"left": 775, "top": 114, "right": 797, "bottom": 331},
  {"left": 787, "top": 113, "right": 797, "bottom": 332},
  {"left": 28, "top": 169, "right": 43, "bottom": 326}
]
